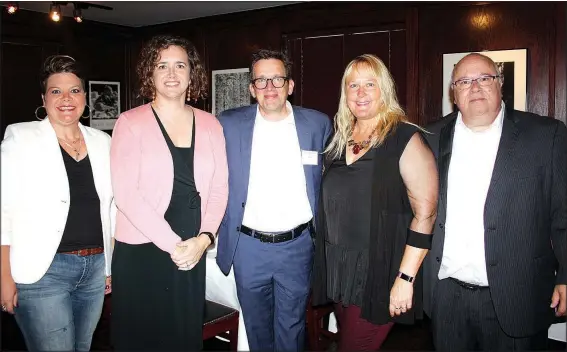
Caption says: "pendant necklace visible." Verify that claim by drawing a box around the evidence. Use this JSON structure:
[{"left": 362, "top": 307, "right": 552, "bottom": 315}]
[
  {"left": 347, "top": 125, "right": 378, "bottom": 155},
  {"left": 58, "top": 137, "right": 83, "bottom": 161}
]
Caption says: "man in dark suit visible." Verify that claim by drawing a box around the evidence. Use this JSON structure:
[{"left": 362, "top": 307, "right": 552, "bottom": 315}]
[
  {"left": 216, "top": 49, "right": 332, "bottom": 351},
  {"left": 423, "top": 53, "right": 566, "bottom": 351}
]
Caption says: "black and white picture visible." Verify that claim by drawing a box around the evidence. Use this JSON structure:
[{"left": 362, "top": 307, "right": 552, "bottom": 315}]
[
  {"left": 442, "top": 49, "right": 527, "bottom": 115},
  {"left": 89, "top": 81, "right": 120, "bottom": 130},
  {"left": 212, "top": 68, "right": 251, "bottom": 116}
]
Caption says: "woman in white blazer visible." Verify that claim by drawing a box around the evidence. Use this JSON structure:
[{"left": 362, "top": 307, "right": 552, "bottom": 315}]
[{"left": 0, "top": 55, "right": 115, "bottom": 351}]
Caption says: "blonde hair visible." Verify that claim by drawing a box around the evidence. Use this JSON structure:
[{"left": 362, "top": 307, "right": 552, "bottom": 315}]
[{"left": 325, "top": 54, "right": 409, "bottom": 160}]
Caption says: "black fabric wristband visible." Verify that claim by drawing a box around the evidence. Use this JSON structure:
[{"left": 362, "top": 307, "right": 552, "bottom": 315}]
[
  {"left": 406, "top": 228, "right": 432, "bottom": 249},
  {"left": 200, "top": 232, "right": 215, "bottom": 246}
]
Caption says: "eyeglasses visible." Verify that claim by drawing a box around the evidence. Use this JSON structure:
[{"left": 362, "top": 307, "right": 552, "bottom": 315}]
[
  {"left": 251, "top": 76, "right": 289, "bottom": 89},
  {"left": 452, "top": 75, "right": 501, "bottom": 90}
]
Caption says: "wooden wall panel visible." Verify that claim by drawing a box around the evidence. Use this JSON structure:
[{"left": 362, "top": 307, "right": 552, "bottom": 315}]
[
  {"left": 0, "top": 9, "right": 134, "bottom": 134},
  {"left": 417, "top": 2, "right": 562, "bottom": 126}
]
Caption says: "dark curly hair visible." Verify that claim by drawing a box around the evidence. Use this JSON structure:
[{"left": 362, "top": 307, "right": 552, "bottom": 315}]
[
  {"left": 250, "top": 49, "right": 292, "bottom": 79},
  {"left": 136, "top": 35, "right": 208, "bottom": 101},
  {"left": 40, "top": 55, "right": 85, "bottom": 94}
]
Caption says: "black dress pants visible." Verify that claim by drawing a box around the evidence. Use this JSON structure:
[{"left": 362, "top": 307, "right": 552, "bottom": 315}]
[{"left": 431, "top": 278, "right": 549, "bottom": 351}]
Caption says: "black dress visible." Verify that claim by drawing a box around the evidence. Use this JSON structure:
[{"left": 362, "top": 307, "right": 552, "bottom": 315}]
[
  {"left": 111, "top": 108, "right": 205, "bottom": 351},
  {"left": 313, "top": 123, "right": 425, "bottom": 326},
  {"left": 322, "top": 149, "right": 374, "bottom": 307}
]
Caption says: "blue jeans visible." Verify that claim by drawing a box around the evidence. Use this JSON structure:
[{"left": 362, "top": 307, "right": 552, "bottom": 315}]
[{"left": 14, "top": 253, "right": 105, "bottom": 351}]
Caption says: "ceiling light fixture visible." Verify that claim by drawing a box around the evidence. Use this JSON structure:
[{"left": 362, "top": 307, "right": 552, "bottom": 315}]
[
  {"left": 49, "top": 2, "right": 61, "bottom": 22},
  {"left": 73, "top": 5, "right": 83, "bottom": 23},
  {"left": 6, "top": 2, "right": 19, "bottom": 14}
]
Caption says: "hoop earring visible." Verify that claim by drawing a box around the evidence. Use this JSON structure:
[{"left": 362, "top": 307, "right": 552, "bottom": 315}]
[
  {"left": 35, "top": 106, "right": 47, "bottom": 121},
  {"left": 81, "top": 105, "right": 91, "bottom": 119}
]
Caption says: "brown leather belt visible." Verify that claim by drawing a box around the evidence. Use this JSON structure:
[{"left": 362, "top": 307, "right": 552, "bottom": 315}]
[{"left": 60, "top": 247, "right": 104, "bottom": 256}]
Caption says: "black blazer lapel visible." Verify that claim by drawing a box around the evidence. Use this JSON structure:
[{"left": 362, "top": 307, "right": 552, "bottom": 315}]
[
  {"left": 487, "top": 108, "right": 520, "bottom": 187},
  {"left": 438, "top": 116, "right": 457, "bottom": 223}
]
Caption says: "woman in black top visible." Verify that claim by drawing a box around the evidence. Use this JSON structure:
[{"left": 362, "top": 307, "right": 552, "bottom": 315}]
[
  {"left": 0, "top": 55, "right": 114, "bottom": 351},
  {"left": 312, "top": 54, "right": 438, "bottom": 351}
]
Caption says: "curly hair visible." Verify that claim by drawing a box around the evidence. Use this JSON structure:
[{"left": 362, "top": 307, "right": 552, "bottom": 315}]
[
  {"left": 40, "top": 55, "right": 85, "bottom": 94},
  {"left": 250, "top": 49, "right": 292, "bottom": 79},
  {"left": 136, "top": 35, "right": 208, "bottom": 101}
]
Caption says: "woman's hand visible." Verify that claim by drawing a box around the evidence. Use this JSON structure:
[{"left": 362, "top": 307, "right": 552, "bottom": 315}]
[
  {"left": 171, "top": 235, "right": 211, "bottom": 270},
  {"left": 389, "top": 277, "right": 413, "bottom": 317},
  {"left": 105, "top": 276, "right": 112, "bottom": 295},
  {"left": 1, "top": 275, "right": 18, "bottom": 314}
]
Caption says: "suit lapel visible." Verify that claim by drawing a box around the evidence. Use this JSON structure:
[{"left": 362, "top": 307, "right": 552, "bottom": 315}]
[
  {"left": 240, "top": 105, "right": 257, "bottom": 199},
  {"left": 38, "top": 119, "right": 70, "bottom": 198},
  {"left": 487, "top": 109, "right": 520, "bottom": 188},
  {"left": 293, "top": 107, "right": 315, "bottom": 210},
  {"left": 438, "top": 115, "right": 457, "bottom": 222}
]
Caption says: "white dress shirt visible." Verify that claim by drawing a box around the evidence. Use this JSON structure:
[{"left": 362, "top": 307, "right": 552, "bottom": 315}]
[
  {"left": 242, "top": 102, "right": 313, "bottom": 232},
  {"left": 438, "top": 103, "right": 505, "bottom": 286}
]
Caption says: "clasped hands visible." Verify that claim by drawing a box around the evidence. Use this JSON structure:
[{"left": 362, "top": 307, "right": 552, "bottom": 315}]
[{"left": 171, "top": 235, "right": 211, "bottom": 271}]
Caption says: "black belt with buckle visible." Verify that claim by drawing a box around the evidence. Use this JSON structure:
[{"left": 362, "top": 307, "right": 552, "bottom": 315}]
[
  {"left": 240, "top": 221, "right": 313, "bottom": 243},
  {"left": 449, "top": 277, "right": 489, "bottom": 290}
]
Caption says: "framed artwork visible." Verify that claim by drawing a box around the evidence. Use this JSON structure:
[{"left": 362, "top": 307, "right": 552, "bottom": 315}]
[
  {"left": 442, "top": 49, "right": 527, "bottom": 115},
  {"left": 212, "top": 68, "right": 251, "bottom": 116},
  {"left": 89, "top": 80, "right": 120, "bottom": 130}
]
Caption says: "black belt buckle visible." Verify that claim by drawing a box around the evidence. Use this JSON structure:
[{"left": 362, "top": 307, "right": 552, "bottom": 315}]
[{"left": 242, "top": 221, "right": 312, "bottom": 244}]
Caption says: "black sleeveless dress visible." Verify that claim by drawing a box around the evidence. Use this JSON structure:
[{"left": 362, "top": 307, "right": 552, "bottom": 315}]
[{"left": 111, "top": 108, "right": 205, "bottom": 351}]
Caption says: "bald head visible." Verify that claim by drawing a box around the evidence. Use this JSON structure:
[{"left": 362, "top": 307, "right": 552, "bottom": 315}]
[
  {"left": 451, "top": 53, "right": 501, "bottom": 83},
  {"left": 451, "top": 53, "right": 503, "bottom": 131}
]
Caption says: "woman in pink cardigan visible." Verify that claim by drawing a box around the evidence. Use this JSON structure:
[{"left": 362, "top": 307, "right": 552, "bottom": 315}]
[{"left": 109, "top": 35, "right": 228, "bottom": 351}]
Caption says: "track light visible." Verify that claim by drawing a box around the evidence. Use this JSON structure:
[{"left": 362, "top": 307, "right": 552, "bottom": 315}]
[
  {"left": 49, "top": 3, "right": 61, "bottom": 22},
  {"left": 73, "top": 6, "right": 83, "bottom": 23},
  {"left": 6, "top": 2, "right": 19, "bottom": 14}
]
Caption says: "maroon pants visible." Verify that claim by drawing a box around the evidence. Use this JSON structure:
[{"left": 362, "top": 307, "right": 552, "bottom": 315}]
[{"left": 334, "top": 303, "right": 394, "bottom": 351}]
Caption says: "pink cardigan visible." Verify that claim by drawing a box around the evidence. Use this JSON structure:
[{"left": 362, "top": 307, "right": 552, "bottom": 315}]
[{"left": 110, "top": 103, "right": 228, "bottom": 254}]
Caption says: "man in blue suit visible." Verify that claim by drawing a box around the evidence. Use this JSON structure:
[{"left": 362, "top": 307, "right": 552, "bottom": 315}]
[{"left": 217, "top": 49, "right": 332, "bottom": 351}]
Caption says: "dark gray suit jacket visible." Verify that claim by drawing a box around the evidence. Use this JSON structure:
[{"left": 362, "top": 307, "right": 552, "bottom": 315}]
[{"left": 423, "top": 107, "right": 567, "bottom": 337}]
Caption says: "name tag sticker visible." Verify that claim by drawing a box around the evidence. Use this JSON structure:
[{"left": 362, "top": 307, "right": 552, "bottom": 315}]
[{"left": 301, "top": 150, "right": 319, "bottom": 165}]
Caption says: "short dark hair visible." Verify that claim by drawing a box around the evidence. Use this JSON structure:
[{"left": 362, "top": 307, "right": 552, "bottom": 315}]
[
  {"left": 250, "top": 49, "right": 292, "bottom": 79},
  {"left": 136, "top": 34, "right": 208, "bottom": 101},
  {"left": 40, "top": 55, "right": 85, "bottom": 94}
]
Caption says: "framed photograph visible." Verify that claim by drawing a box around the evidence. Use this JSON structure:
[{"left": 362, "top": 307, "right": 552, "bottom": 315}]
[
  {"left": 442, "top": 49, "right": 527, "bottom": 116},
  {"left": 89, "top": 81, "right": 120, "bottom": 130},
  {"left": 212, "top": 68, "right": 251, "bottom": 116}
]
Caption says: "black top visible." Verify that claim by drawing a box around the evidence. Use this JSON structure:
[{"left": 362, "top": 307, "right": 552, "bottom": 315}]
[
  {"left": 57, "top": 147, "right": 103, "bottom": 252},
  {"left": 322, "top": 149, "right": 374, "bottom": 306},
  {"left": 313, "top": 122, "right": 425, "bottom": 325}
]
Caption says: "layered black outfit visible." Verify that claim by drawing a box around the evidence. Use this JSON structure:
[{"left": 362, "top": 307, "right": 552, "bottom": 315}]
[
  {"left": 313, "top": 123, "right": 425, "bottom": 325},
  {"left": 112, "top": 109, "right": 205, "bottom": 350}
]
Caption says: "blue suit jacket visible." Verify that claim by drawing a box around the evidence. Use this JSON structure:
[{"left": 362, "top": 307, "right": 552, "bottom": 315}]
[{"left": 216, "top": 104, "right": 333, "bottom": 275}]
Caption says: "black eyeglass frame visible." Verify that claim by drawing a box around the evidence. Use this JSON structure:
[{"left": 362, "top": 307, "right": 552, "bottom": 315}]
[{"left": 250, "top": 76, "right": 290, "bottom": 89}]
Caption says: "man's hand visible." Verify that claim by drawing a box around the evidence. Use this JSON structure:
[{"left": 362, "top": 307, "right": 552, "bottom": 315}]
[{"left": 551, "top": 284, "right": 566, "bottom": 317}]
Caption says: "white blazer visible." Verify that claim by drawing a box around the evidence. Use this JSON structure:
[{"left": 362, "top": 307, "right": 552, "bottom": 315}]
[{"left": 1, "top": 119, "right": 115, "bottom": 284}]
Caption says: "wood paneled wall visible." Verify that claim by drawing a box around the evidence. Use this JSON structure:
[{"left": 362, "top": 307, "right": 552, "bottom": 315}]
[
  {"left": 134, "top": 1, "right": 565, "bottom": 126},
  {"left": 0, "top": 9, "right": 134, "bottom": 134},
  {"left": 1, "top": 2, "right": 565, "bottom": 131}
]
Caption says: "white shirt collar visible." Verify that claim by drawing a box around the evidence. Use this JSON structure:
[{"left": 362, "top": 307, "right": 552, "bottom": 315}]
[
  {"left": 456, "top": 101, "right": 505, "bottom": 133},
  {"left": 255, "top": 101, "right": 295, "bottom": 125}
]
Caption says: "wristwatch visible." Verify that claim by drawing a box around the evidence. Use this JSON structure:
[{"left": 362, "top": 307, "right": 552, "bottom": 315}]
[
  {"left": 397, "top": 271, "right": 415, "bottom": 283},
  {"left": 199, "top": 232, "right": 215, "bottom": 247}
]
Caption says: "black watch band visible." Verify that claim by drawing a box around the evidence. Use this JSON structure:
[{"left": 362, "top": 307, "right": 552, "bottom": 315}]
[
  {"left": 200, "top": 232, "right": 215, "bottom": 246},
  {"left": 397, "top": 271, "right": 415, "bottom": 283}
]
